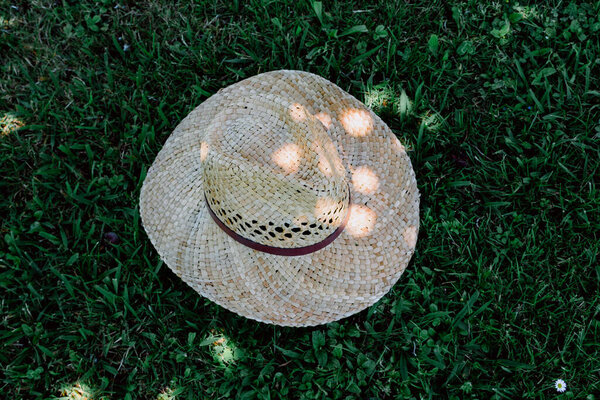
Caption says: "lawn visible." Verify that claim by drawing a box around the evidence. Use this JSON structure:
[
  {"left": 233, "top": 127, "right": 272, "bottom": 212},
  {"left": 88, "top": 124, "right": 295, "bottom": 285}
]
[{"left": 1, "top": 0, "right": 599, "bottom": 398}]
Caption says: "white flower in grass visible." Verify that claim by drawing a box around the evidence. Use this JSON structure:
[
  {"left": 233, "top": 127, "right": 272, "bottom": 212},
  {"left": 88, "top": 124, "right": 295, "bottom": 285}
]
[{"left": 555, "top": 379, "right": 567, "bottom": 393}]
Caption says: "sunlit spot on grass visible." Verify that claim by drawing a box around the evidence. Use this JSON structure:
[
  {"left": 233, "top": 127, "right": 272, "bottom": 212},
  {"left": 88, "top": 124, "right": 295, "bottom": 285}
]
[
  {"left": 364, "top": 85, "right": 394, "bottom": 113},
  {"left": 346, "top": 204, "right": 377, "bottom": 237},
  {"left": 396, "top": 89, "right": 413, "bottom": 119},
  {"left": 272, "top": 143, "right": 302, "bottom": 174},
  {"left": 513, "top": 5, "right": 539, "bottom": 20},
  {"left": 59, "top": 382, "right": 99, "bottom": 400},
  {"left": 0, "top": 16, "right": 18, "bottom": 29},
  {"left": 340, "top": 108, "right": 373, "bottom": 137},
  {"left": 1, "top": 113, "right": 24, "bottom": 136},
  {"left": 420, "top": 111, "right": 443, "bottom": 132},
  {"left": 352, "top": 166, "right": 379, "bottom": 194},
  {"left": 156, "top": 386, "right": 176, "bottom": 400},
  {"left": 207, "top": 329, "right": 239, "bottom": 366}
]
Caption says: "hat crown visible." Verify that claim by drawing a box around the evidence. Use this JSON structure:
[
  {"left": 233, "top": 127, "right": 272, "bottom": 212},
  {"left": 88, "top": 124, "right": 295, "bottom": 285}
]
[{"left": 202, "top": 98, "right": 349, "bottom": 248}]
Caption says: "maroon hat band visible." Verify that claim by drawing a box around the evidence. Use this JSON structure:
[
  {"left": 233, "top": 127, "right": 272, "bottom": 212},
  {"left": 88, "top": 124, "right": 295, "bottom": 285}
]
[{"left": 204, "top": 193, "right": 350, "bottom": 256}]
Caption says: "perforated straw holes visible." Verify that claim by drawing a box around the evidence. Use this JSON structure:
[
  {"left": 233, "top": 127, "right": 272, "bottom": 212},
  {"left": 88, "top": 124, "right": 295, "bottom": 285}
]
[{"left": 201, "top": 95, "right": 349, "bottom": 248}]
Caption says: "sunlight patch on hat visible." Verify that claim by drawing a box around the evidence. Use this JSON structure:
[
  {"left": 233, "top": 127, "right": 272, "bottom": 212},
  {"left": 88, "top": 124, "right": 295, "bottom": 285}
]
[
  {"left": 340, "top": 108, "right": 373, "bottom": 137},
  {"left": 403, "top": 225, "right": 418, "bottom": 248},
  {"left": 314, "top": 140, "right": 344, "bottom": 178},
  {"left": 288, "top": 103, "right": 307, "bottom": 122},
  {"left": 314, "top": 197, "right": 339, "bottom": 224},
  {"left": 346, "top": 204, "right": 377, "bottom": 237},
  {"left": 391, "top": 137, "right": 406, "bottom": 153},
  {"left": 314, "top": 111, "right": 332, "bottom": 129},
  {"left": 272, "top": 143, "right": 302, "bottom": 174},
  {"left": 200, "top": 141, "right": 210, "bottom": 162},
  {"left": 292, "top": 214, "right": 310, "bottom": 226},
  {"left": 318, "top": 155, "right": 334, "bottom": 177},
  {"left": 352, "top": 166, "right": 379, "bottom": 194}
]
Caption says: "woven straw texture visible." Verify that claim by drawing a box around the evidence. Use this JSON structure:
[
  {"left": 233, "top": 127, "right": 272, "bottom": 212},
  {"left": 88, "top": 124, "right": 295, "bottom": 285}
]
[{"left": 140, "top": 70, "right": 419, "bottom": 326}]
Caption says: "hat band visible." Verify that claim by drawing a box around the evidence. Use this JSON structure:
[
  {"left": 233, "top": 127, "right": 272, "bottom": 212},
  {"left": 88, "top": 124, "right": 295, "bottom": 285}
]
[{"left": 204, "top": 193, "right": 350, "bottom": 256}]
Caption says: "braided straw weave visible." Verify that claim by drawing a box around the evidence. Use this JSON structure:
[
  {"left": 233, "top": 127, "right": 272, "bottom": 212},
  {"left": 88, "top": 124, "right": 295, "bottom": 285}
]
[{"left": 140, "top": 70, "right": 419, "bottom": 326}]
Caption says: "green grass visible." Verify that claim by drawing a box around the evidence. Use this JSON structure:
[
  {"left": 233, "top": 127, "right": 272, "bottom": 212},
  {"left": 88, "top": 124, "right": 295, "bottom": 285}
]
[{"left": 1, "top": 0, "right": 599, "bottom": 398}]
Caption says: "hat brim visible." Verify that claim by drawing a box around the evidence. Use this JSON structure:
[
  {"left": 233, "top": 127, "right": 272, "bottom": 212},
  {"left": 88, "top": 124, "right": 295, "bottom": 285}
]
[{"left": 140, "top": 70, "right": 419, "bottom": 326}]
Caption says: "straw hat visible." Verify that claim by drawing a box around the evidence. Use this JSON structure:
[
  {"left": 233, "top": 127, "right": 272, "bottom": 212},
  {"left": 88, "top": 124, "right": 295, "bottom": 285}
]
[{"left": 140, "top": 70, "right": 419, "bottom": 327}]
